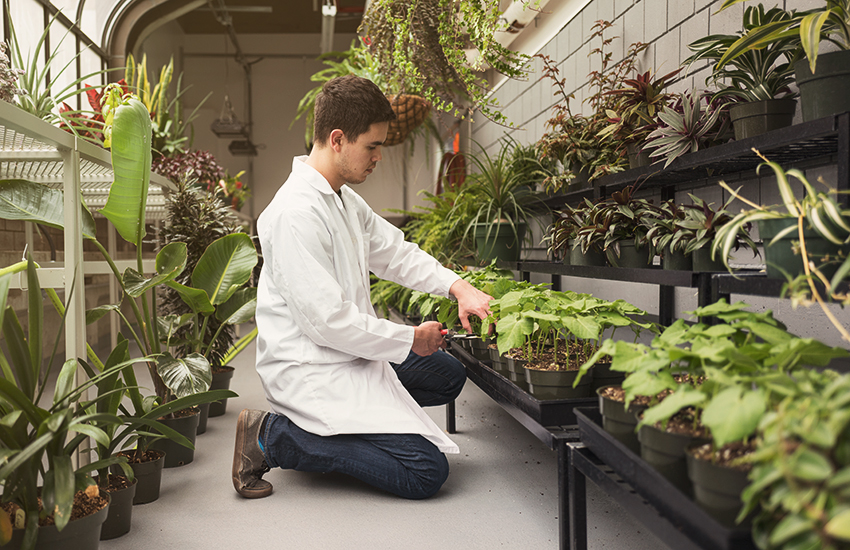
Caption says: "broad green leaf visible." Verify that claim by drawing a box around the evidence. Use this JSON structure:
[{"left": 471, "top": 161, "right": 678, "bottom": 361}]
[
  {"left": 769, "top": 513, "right": 816, "bottom": 546},
  {"left": 191, "top": 233, "right": 257, "bottom": 306},
  {"left": 123, "top": 242, "right": 187, "bottom": 298},
  {"left": 561, "top": 314, "right": 601, "bottom": 340},
  {"left": 156, "top": 352, "right": 212, "bottom": 399},
  {"left": 50, "top": 455, "right": 75, "bottom": 531},
  {"left": 85, "top": 304, "right": 119, "bottom": 326},
  {"left": 100, "top": 97, "right": 152, "bottom": 246},
  {"left": 639, "top": 387, "right": 707, "bottom": 428},
  {"left": 825, "top": 508, "right": 850, "bottom": 541},
  {"left": 215, "top": 288, "right": 257, "bottom": 324},
  {"left": 789, "top": 447, "right": 833, "bottom": 482},
  {"left": 165, "top": 280, "right": 214, "bottom": 315},
  {"left": 0, "top": 179, "right": 96, "bottom": 239},
  {"left": 701, "top": 386, "right": 766, "bottom": 448}
]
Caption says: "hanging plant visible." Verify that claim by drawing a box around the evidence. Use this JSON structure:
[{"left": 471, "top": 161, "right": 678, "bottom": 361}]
[{"left": 359, "top": 0, "right": 532, "bottom": 125}]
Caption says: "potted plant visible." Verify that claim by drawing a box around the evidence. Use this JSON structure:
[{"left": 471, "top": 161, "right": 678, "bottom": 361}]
[
  {"left": 644, "top": 90, "right": 734, "bottom": 168},
  {"left": 599, "top": 67, "right": 681, "bottom": 168},
  {"left": 593, "top": 186, "right": 662, "bottom": 268},
  {"left": 678, "top": 194, "right": 759, "bottom": 272},
  {"left": 738, "top": 369, "right": 850, "bottom": 548},
  {"left": 718, "top": 0, "right": 850, "bottom": 122},
  {"left": 568, "top": 200, "right": 609, "bottom": 267},
  {"left": 713, "top": 151, "right": 850, "bottom": 280},
  {"left": 158, "top": 174, "right": 257, "bottom": 423},
  {"left": 684, "top": 5, "right": 801, "bottom": 140},
  {"left": 645, "top": 200, "right": 692, "bottom": 270},
  {"left": 0, "top": 259, "right": 128, "bottom": 550},
  {"left": 450, "top": 138, "right": 547, "bottom": 264}
]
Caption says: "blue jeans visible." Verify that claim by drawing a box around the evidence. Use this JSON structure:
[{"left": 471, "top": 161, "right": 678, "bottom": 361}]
[{"left": 261, "top": 350, "right": 465, "bottom": 499}]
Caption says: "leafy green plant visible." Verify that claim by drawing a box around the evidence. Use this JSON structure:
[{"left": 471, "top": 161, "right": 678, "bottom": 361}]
[
  {"left": 714, "top": 151, "right": 850, "bottom": 344},
  {"left": 123, "top": 53, "right": 210, "bottom": 157},
  {"left": 644, "top": 90, "right": 734, "bottom": 168},
  {"left": 593, "top": 185, "right": 662, "bottom": 263},
  {"left": 717, "top": 0, "right": 850, "bottom": 74},
  {"left": 645, "top": 199, "right": 688, "bottom": 256},
  {"left": 0, "top": 259, "right": 131, "bottom": 549},
  {"left": 684, "top": 5, "right": 801, "bottom": 102},
  {"left": 578, "top": 300, "right": 847, "bottom": 446},
  {"left": 449, "top": 137, "right": 548, "bottom": 263},
  {"left": 678, "top": 194, "right": 759, "bottom": 257},
  {"left": 359, "top": 0, "right": 530, "bottom": 125},
  {"left": 739, "top": 369, "right": 850, "bottom": 549}
]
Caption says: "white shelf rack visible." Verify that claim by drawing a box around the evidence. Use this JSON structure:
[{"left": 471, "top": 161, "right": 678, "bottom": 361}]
[{"left": 0, "top": 99, "right": 174, "bottom": 364}]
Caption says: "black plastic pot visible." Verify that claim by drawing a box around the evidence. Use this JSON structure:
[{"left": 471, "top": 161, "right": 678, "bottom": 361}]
[
  {"left": 607, "top": 242, "right": 652, "bottom": 268},
  {"left": 524, "top": 367, "right": 592, "bottom": 400},
  {"left": 662, "top": 246, "right": 692, "bottom": 271},
  {"left": 488, "top": 346, "right": 509, "bottom": 374},
  {"left": 691, "top": 248, "right": 725, "bottom": 272},
  {"left": 150, "top": 410, "right": 200, "bottom": 468},
  {"left": 473, "top": 222, "right": 526, "bottom": 263},
  {"left": 113, "top": 450, "right": 165, "bottom": 505},
  {"left": 686, "top": 447, "right": 751, "bottom": 528},
  {"left": 638, "top": 421, "right": 711, "bottom": 497},
  {"left": 100, "top": 476, "right": 137, "bottom": 540},
  {"left": 795, "top": 50, "right": 850, "bottom": 122},
  {"left": 729, "top": 99, "right": 796, "bottom": 140},
  {"left": 8, "top": 492, "right": 110, "bottom": 550},
  {"left": 597, "top": 386, "right": 641, "bottom": 455},
  {"left": 759, "top": 218, "right": 850, "bottom": 280},
  {"left": 208, "top": 366, "right": 236, "bottom": 417},
  {"left": 590, "top": 361, "right": 624, "bottom": 392},
  {"left": 196, "top": 402, "right": 210, "bottom": 435},
  {"left": 627, "top": 143, "right": 651, "bottom": 169},
  {"left": 505, "top": 355, "right": 530, "bottom": 390},
  {"left": 570, "top": 245, "right": 606, "bottom": 267},
  {"left": 468, "top": 337, "right": 491, "bottom": 362}
]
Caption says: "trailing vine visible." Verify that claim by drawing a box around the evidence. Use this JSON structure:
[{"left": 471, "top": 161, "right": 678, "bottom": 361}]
[{"left": 360, "top": 0, "right": 533, "bottom": 126}]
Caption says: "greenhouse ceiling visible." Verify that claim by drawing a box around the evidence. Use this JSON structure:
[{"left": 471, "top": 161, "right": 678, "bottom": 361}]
[{"left": 4, "top": 0, "right": 366, "bottom": 65}]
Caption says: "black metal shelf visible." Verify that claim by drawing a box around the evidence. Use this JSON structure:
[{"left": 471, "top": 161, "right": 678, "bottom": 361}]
[
  {"left": 513, "top": 260, "right": 703, "bottom": 287},
  {"left": 573, "top": 407, "right": 755, "bottom": 550}
]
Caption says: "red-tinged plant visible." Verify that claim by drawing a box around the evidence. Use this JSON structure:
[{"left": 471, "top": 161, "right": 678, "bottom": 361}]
[{"left": 58, "top": 79, "right": 130, "bottom": 144}]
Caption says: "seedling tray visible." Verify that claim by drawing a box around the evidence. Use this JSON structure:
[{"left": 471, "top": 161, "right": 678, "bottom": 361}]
[{"left": 574, "top": 407, "right": 755, "bottom": 550}]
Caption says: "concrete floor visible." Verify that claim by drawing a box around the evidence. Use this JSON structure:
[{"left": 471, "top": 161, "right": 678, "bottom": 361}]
[{"left": 99, "top": 338, "right": 670, "bottom": 550}]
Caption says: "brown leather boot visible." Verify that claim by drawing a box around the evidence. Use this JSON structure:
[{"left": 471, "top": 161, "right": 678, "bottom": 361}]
[{"left": 232, "top": 409, "right": 273, "bottom": 498}]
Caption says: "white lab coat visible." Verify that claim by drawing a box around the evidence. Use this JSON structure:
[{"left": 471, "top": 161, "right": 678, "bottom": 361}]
[{"left": 254, "top": 156, "right": 461, "bottom": 453}]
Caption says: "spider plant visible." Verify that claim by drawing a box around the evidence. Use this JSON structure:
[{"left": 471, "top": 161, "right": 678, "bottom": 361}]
[{"left": 684, "top": 5, "right": 801, "bottom": 102}]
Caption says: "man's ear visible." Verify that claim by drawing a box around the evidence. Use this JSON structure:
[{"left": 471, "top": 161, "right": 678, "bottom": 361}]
[{"left": 330, "top": 129, "right": 345, "bottom": 152}]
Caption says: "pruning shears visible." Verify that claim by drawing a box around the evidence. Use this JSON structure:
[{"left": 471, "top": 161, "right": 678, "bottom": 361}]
[{"left": 441, "top": 329, "right": 477, "bottom": 347}]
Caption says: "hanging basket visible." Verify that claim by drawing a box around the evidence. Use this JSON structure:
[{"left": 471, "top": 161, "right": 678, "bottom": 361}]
[{"left": 384, "top": 94, "right": 431, "bottom": 146}]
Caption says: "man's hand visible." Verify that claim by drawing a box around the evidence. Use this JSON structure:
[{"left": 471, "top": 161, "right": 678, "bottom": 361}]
[
  {"left": 412, "top": 321, "right": 447, "bottom": 356},
  {"left": 449, "top": 279, "right": 494, "bottom": 333}
]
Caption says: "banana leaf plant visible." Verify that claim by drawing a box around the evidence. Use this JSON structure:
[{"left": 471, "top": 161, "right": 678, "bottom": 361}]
[{"left": 157, "top": 232, "right": 258, "bottom": 368}]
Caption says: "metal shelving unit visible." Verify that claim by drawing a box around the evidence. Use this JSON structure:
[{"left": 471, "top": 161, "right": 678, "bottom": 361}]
[{"left": 0, "top": 99, "right": 174, "bottom": 362}]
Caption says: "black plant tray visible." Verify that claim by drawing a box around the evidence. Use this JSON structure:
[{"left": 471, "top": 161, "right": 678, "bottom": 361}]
[
  {"left": 575, "top": 407, "right": 756, "bottom": 550},
  {"left": 450, "top": 344, "right": 596, "bottom": 437}
]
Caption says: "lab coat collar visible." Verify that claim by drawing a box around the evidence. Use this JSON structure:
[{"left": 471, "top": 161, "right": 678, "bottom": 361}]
[{"left": 293, "top": 155, "right": 336, "bottom": 196}]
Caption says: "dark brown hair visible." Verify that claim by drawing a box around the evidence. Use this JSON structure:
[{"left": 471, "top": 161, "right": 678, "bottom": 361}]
[{"left": 312, "top": 75, "right": 396, "bottom": 146}]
